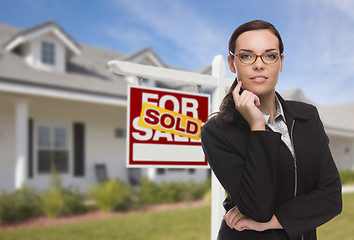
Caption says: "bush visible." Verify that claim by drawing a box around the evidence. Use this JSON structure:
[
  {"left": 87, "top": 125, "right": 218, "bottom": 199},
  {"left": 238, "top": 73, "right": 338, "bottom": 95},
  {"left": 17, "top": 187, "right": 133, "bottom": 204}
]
[
  {"left": 340, "top": 170, "right": 354, "bottom": 185},
  {"left": 137, "top": 178, "right": 161, "bottom": 204},
  {"left": 186, "top": 178, "right": 211, "bottom": 201},
  {"left": 0, "top": 186, "right": 41, "bottom": 223},
  {"left": 88, "top": 179, "right": 133, "bottom": 212},
  {"left": 159, "top": 181, "right": 187, "bottom": 203},
  {"left": 137, "top": 177, "right": 211, "bottom": 204},
  {"left": 38, "top": 167, "right": 87, "bottom": 218}
]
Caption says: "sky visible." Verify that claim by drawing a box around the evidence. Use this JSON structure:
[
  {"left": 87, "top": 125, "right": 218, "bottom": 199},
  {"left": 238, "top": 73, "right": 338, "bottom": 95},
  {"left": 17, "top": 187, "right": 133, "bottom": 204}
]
[{"left": 1, "top": 0, "right": 354, "bottom": 106}]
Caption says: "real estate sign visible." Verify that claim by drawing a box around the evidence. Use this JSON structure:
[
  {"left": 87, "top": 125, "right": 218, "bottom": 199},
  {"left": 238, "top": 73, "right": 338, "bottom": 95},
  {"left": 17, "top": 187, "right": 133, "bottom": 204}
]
[{"left": 127, "top": 85, "right": 210, "bottom": 168}]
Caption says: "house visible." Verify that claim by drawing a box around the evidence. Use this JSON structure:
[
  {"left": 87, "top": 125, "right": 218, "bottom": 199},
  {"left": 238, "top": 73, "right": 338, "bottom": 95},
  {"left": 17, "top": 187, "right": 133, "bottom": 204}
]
[
  {"left": 0, "top": 20, "right": 210, "bottom": 193},
  {"left": 0, "top": 20, "right": 352, "bottom": 193}
]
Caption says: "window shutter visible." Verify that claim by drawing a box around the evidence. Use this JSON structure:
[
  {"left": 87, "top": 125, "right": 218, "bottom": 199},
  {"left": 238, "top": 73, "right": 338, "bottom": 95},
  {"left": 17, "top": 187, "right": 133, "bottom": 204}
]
[
  {"left": 28, "top": 118, "right": 33, "bottom": 178},
  {"left": 73, "top": 123, "right": 85, "bottom": 177}
]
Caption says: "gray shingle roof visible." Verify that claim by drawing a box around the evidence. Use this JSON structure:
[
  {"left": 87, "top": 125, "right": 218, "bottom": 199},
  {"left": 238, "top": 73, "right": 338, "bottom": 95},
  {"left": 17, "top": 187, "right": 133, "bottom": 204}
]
[
  {"left": 319, "top": 103, "right": 354, "bottom": 131},
  {"left": 0, "top": 22, "right": 158, "bottom": 98}
]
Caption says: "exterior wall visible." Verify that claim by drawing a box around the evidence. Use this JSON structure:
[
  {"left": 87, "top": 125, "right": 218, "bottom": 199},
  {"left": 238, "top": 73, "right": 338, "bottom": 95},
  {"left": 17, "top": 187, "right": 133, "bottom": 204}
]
[
  {"left": 141, "top": 168, "right": 209, "bottom": 184},
  {"left": 0, "top": 96, "right": 16, "bottom": 192},
  {"left": 153, "top": 168, "right": 209, "bottom": 183},
  {"left": 328, "top": 135, "right": 354, "bottom": 170},
  {"left": 26, "top": 33, "right": 66, "bottom": 72},
  {"left": 25, "top": 95, "right": 126, "bottom": 192},
  {"left": 0, "top": 93, "right": 209, "bottom": 193}
]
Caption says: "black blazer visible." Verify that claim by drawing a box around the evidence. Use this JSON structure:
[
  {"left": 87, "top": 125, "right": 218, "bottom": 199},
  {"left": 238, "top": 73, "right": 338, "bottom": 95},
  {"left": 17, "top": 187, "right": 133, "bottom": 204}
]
[{"left": 201, "top": 93, "right": 342, "bottom": 240}]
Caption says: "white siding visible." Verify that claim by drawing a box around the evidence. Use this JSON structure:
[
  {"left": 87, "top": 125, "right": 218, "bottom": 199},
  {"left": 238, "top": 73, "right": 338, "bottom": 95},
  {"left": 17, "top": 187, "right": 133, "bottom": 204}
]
[
  {"left": 0, "top": 98, "right": 16, "bottom": 192},
  {"left": 23, "top": 96, "right": 126, "bottom": 192},
  {"left": 329, "top": 135, "right": 354, "bottom": 170}
]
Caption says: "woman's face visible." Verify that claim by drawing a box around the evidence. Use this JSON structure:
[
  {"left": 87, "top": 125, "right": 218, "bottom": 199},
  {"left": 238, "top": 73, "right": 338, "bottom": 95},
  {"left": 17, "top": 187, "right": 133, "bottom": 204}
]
[{"left": 228, "top": 29, "right": 284, "bottom": 97}]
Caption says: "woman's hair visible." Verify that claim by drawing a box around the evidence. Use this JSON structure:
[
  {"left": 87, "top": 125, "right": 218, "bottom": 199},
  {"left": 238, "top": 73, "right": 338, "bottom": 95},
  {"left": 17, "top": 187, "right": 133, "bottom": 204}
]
[{"left": 216, "top": 20, "right": 284, "bottom": 128}]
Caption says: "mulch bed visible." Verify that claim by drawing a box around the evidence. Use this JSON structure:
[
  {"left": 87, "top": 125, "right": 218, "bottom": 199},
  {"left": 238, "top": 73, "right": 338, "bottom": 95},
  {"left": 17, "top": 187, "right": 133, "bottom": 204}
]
[{"left": 0, "top": 200, "right": 210, "bottom": 231}]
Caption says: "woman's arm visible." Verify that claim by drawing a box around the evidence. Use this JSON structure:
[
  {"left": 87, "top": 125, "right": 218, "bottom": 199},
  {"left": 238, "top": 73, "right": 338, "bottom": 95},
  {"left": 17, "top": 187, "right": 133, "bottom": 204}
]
[
  {"left": 224, "top": 206, "right": 282, "bottom": 232},
  {"left": 201, "top": 119, "right": 282, "bottom": 222},
  {"left": 274, "top": 107, "right": 342, "bottom": 238}
]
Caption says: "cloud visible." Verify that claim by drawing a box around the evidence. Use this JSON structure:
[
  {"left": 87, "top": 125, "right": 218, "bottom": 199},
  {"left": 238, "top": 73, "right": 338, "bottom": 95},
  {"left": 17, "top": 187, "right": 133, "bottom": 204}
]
[
  {"left": 277, "top": 0, "right": 354, "bottom": 105},
  {"left": 324, "top": 0, "right": 354, "bottom": 19},
  {"left": 106, "top": 0, "right": 227, "bottom": 69}
]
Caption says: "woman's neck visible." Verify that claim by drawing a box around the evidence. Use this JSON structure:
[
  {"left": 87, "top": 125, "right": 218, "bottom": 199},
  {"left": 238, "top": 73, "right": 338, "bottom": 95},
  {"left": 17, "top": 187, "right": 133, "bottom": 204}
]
[{"left": 258, "top": 90, "right": 277, "bottom": 124}]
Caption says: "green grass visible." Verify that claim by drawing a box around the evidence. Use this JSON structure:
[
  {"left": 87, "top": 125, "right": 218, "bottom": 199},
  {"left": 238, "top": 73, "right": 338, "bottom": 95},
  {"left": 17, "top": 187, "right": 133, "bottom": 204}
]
[
  {"left": 0, "top": 193, "right": 352, "bottom": 240},
  {"left": 318, "top": 193, "right": 354, "bottom": 240},
  {"left": 0, "top": 205, "right": 211, "bottom": 240}
]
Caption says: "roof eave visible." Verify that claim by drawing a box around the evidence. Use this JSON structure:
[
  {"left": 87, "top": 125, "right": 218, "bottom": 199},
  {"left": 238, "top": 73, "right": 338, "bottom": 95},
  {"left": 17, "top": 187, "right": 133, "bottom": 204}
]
[{"left": 5, "top": 23, "right": 81, "bottom": 56}]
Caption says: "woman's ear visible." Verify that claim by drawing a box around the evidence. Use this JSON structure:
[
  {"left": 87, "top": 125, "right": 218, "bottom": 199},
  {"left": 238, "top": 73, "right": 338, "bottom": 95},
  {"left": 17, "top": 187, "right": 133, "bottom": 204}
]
[
  {"left": 227, "top": 55, "right": 237, "bottom": 73},
  {"left": 279, "top": 54, "right": 284, "bottom": 73}
]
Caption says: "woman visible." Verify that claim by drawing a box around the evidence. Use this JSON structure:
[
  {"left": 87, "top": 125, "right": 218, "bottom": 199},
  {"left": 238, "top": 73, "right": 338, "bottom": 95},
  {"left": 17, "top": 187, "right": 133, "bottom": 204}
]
[{"left": 201, "top": 20, "right": 342, "bottom": 240}]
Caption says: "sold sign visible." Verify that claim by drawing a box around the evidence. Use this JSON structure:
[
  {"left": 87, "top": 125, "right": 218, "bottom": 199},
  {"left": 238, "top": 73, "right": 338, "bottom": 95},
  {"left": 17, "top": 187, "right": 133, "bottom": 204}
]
[
  {"left": 127, "top": 85, "right": 210, "bottom": 168},
  {"left": 138, "top": 103, "right": 202, "bottom": 140}
]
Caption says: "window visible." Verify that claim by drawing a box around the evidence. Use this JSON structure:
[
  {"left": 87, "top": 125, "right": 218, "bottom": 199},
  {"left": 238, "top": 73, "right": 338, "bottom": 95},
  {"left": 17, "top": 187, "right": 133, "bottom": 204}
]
[
  {"left": 157, "top": 168, "right": 166, "bottom": 175},
  {"left": 41, "top": 41, "right": 55, "bottom": 65},
  {"left": 37, "top": 125, "right": 69, "bottom": 173},
  {"left": 115, "top": 128, "right": 126, "bottom": 138}
]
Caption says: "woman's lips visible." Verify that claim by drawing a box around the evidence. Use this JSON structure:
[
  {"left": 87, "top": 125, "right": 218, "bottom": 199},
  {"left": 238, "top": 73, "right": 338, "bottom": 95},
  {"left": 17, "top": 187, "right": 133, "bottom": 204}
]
[{"left": 250, "top": 75, "right": 268, "bottom": 83}]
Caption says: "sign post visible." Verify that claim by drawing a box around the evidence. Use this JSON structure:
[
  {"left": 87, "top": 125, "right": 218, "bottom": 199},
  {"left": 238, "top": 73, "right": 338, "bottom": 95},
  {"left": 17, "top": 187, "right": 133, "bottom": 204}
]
[{"left": 108, "top": 55, "right": 233, "bottom": 240}]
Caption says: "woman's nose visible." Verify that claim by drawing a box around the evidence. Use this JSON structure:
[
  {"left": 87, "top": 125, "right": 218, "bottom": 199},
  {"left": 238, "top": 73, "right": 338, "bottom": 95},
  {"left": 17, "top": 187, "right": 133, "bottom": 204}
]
[{"left": 253, "top": 56, "right": 265, "bottom": 70}]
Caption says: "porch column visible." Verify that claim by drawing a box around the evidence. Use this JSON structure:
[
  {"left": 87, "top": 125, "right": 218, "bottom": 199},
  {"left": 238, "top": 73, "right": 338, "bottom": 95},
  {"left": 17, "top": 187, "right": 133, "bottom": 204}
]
[
  {"left": 15, "top": 101, "right": 28, "bottom": 189},
  {"left": 147, "top": 168, "right": 156, "bottom": 180}
]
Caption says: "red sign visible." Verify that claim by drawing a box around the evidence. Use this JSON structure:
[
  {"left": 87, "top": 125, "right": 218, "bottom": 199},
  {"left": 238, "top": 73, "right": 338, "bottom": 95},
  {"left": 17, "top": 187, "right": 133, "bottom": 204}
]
[{"left": 127, "top": 85, "right": 210, "bottom": 168}]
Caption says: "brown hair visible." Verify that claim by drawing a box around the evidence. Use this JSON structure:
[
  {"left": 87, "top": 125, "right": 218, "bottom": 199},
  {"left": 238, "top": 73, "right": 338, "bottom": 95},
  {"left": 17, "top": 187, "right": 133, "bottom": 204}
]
[{"left": 216, "top": 20, "right": 284, "bottom": 128}]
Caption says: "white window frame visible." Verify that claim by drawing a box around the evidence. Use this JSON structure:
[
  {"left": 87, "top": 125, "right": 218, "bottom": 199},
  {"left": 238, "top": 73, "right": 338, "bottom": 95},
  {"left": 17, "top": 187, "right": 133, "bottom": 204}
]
[
  {"left": 41, "top": 41, "right": 56, "bottom": 65},
  {"left": 36, "top": 123, "right": 70, "bottom": 174}
]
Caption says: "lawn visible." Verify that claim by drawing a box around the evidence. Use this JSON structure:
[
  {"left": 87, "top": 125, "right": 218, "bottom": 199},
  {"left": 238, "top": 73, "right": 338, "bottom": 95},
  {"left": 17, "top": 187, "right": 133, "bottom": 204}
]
[
  {"left": 0, "top": 205, "right": 211, "bottom": 240},
  {"left": 317, "top": 192, "right": 354, "bottom": 239},
  {"left": 0, "top": 193, "right": 352, "bottom": 240}
]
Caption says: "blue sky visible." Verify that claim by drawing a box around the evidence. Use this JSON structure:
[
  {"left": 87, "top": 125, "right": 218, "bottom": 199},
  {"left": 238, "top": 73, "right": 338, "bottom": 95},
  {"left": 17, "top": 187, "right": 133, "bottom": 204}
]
[{"left": 1, "top": 0, "right": 354, "bottom": 106}]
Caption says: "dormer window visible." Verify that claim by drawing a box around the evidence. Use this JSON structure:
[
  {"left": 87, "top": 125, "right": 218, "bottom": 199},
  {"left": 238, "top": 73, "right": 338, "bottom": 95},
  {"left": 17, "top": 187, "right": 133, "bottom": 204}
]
[{"left": 41, "top": 41, "right": 55, "bottom": 65}]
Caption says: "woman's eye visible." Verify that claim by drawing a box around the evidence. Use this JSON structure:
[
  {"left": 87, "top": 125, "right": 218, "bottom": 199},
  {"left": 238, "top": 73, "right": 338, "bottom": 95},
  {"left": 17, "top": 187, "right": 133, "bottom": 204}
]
[
  {"left": 265, "top": 53, "right": 278, "bottom": 59},
  {"left": 240, "top": 54, "right": 252, "bottom": 59}
]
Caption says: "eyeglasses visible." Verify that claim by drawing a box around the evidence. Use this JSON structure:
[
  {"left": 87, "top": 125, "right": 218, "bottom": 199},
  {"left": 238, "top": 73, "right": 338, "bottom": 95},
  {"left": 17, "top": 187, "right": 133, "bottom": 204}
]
[{"left": 229, "top": 51, "right": 281, "bottom": 65}]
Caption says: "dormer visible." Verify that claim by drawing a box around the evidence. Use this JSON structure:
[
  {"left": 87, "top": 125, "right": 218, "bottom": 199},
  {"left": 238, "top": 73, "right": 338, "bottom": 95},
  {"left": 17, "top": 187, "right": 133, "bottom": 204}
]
[
  {"left": 4, "top": 20, "right": 81, "bottom": 73},
  {"left": 123, "top": 47, "right": 167, "bottom": 87},
  {"left": 125, "top": 47, "right": 166, "bottom": 68}
]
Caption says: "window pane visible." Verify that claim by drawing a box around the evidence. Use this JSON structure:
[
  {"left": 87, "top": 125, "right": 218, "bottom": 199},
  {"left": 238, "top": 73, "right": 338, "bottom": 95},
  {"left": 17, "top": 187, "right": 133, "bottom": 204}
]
[
  {"left": 38, "top": 126, "right": 51, "bottom": 148},
  {"left": 54, "top": 127, "right": 67, "bottom": 148},
  {"left": 38, "top": 150, "right": 51, "bottom": 173},
  {"left": 53, "top": 150, "right": 68, "bottom": 173},
  {"left": 41, "top": 41, "right": 55, "bottom": 65}
]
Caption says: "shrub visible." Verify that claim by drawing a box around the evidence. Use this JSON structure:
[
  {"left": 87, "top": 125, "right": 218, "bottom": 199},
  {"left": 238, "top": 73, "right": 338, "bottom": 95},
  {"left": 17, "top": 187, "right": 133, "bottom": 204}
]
[
  {"left": 0, "top": 186, "right": 41, "bottom": 223},
  {"left": 137, "top": 178, "right": 161, "bottom": 204},
  {"left": 88, "top": 179, "right": 133, "bottom": 212},
  {"left": 340, "top": 170, "right": 354, "bottom": 185},
  {"left": 38, "top": 166, "right": 87, "bottom": 218},
  {"left": 186, "top": 178, "right": 211, "bottom": 201},
  {"left": 137, "top": 177, "right": 211, "bottom": 204},
  {"left": 159, "top": 181, "right": 187, "bottom": 203}
]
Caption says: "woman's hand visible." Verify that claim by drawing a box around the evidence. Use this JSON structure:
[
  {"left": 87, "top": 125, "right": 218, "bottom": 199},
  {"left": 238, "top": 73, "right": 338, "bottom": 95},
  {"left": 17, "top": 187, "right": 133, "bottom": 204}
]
[
  {"left": 232, "top": 81, "right": 265, "bottom": 131},
  {"left": 223, "top": 206, "right": 245, "bottom": 229},
  {"left": 224, "top": 207, "right": 283, "bottom": 232}
]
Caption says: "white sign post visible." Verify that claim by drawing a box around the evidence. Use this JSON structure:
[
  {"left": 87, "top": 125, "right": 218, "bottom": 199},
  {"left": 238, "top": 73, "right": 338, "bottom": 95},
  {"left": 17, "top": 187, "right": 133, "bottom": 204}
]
[{"left": 108, "top": 55, "right": 233, "bottom": 240}]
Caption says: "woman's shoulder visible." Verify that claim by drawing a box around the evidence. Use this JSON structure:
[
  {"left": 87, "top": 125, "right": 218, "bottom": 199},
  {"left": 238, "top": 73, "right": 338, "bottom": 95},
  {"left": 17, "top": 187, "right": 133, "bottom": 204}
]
[{"left": 284, "top": 100, "right": 319, "bottom": 119}]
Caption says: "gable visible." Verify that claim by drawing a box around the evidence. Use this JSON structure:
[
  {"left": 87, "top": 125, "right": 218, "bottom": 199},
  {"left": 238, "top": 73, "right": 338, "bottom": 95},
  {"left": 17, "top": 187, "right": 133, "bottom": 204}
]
[{"left": 5, "top": 21, "right": 80, "bottom": 56}]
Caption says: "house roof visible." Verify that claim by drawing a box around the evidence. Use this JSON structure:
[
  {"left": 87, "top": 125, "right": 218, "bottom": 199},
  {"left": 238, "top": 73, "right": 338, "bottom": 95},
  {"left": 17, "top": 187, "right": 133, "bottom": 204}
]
[
  {"left": 280, "top": 89, "right": 316, "bottom": 105},
  {"left": 0, "top": 21, "right": 168, "bottom": 99},
  {"left": 318, "top": 102, "right": 354, "bottom": 133},
  {"left": 4, "top": 20, "right": 81, "bottom": 56}
]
